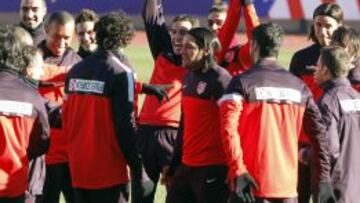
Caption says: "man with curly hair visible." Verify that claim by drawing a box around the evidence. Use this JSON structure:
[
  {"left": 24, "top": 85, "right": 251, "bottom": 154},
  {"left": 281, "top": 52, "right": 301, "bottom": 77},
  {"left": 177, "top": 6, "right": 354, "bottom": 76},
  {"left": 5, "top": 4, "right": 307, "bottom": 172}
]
[
  {"left": 63, "top": 11, "right": 154, "bottom": 203},
  {"left": 75, "top": 9, "right": 170, "bottom": 116}
]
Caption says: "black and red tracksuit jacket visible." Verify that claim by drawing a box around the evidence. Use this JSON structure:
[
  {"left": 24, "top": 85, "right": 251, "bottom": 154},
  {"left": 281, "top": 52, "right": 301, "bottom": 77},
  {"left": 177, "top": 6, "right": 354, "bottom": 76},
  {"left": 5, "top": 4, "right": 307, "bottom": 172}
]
[
  {"left": 38, "top": 41, "right": 82, "bottom": 165},
  {"left": 290, "top": 43, "right": 322, "bottom": 146},
  {"left": 139, "top": 0, "right": 189, "bottom": 128},
  {"left": 0, "top": 71, "right": 50, "bottom": 197},
  {"left": 317, "top": 78, "right": 360, "bottom": 203},
  {"left": 219, "top": 59, "right": 331, "bottom": 198},
  {"left": 290, "top": 43, "right": 322, "bottom": 101},
  {"left": 181, "top": 65, "right": 232, "bottom": 167},
  {"left": 216, "top": 0, "right": 259, "bottom": 76},
  {"left": 63, "top": 50, "right": 137, "bottom": 189}
]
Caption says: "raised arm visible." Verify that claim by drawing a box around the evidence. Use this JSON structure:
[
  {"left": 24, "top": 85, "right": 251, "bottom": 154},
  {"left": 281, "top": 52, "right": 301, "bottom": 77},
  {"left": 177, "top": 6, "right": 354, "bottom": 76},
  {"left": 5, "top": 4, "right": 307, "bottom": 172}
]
[
  {"left": 142, "top": 0, "right": 173, "bottom": 59},
  {"left": 236, "top": 3, "right": 260, "bottom": 69},
  {"left": 216, "top": 0, "right": 242, "bottom": 63}
]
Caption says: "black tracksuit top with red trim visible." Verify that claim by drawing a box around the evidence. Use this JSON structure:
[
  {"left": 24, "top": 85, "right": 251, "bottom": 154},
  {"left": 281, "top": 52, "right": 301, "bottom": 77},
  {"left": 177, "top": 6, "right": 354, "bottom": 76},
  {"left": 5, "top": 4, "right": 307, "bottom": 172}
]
[
  {"left": 38, "top": 41, "right": 82, "bottom": 165},
  {"left": 0, "top": 71, "right": 50, "bottom": 197},
  {"left": 139, "top": 0, "right": 188, "bottom": 128},
  {"left": 290, "top": 43, "right": 323, "bottom": 101},
  {"left": 181, "top": 65, "right": 232, "bottom": 166},
  {"left": 317, "top": 78, "right": 360, "bottom": 203},
  {"left": 64, "top": 50, "right": 136, "bottom": 189},
  {"left": 220, "top": 59, "right": 331, "bottom": 197}
]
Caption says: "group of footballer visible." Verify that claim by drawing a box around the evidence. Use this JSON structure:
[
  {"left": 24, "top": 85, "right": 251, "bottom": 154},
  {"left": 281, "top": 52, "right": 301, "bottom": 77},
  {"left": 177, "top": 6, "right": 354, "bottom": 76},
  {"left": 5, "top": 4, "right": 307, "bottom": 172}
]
[{"left": 0, "top": 0, "right": 359, "bottom": 203}]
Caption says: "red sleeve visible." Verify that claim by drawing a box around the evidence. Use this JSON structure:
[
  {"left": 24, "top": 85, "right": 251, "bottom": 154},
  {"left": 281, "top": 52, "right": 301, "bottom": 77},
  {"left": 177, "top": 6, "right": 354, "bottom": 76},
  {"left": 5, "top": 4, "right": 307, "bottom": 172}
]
[
  {"left": 135, "top": 81, "right": 143, "bottom": 94},
  {"left": 219, "top": 94, "right": 248, "bottom": 179},
  {"left": 237, "top": 4, "right": 260, "bottom": 69},
  {"left": 216, "top": 0, "right": 242, "bottom": 63}
]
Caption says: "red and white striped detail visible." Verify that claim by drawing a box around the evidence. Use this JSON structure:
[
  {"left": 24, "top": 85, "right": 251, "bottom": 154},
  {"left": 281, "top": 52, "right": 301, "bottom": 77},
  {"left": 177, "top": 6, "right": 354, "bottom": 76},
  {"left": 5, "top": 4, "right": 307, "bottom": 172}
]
[{"left": 269, "top": 0, "right": 360, "bottom": 20}]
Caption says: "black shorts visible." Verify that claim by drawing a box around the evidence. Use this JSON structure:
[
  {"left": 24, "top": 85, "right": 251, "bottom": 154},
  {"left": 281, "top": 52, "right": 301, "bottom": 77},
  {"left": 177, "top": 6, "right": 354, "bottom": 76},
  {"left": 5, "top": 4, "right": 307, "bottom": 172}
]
[
  {"left": 0, "top": 194, "right": 25, "bottom": 203},
  {"left": 38, "top": 162, "right": 74, "bottom": 203},
  {"left": 166, "top": 164, "right": 229, "bottom": 203},
  {"left": 74, "top": 184, "right": 129, "bottom": 203},
  {"left": 137, "top": 125, "right": 178, "bottom": 170},
  {"left": 136, "top": 125, "right": 178, "bottom": 203}
]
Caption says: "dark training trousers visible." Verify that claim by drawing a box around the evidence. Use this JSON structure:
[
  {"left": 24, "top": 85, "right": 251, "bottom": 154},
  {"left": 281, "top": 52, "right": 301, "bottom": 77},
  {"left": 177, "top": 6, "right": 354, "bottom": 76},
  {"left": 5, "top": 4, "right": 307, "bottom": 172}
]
[
  {"left": 166, "top": 164, "right": 229, "bottom": 203},
  {"left": 0, "top": 195, "right": 25, "bottom": 203},
  {"left": 136, "top": 125, "right": 178, "bottom": 203},
  {"left": 297, "top": 162, "right": 312, "bottom": 203},
  {"left": 37, "top": 162, "right": 74, "bottom": 203},
  {"left": 74, "top": 184, "right": 129, "bottom": 203}
]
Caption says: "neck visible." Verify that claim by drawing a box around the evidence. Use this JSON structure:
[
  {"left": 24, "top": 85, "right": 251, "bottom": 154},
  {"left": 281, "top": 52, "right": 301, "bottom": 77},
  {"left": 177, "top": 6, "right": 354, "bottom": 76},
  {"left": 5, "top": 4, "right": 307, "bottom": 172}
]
[
  {"left": 21, "top": 22, "right": 43, "bottom": 36},
  {"left": 256, "top": 56, "right": 277, "bottom": 63}
]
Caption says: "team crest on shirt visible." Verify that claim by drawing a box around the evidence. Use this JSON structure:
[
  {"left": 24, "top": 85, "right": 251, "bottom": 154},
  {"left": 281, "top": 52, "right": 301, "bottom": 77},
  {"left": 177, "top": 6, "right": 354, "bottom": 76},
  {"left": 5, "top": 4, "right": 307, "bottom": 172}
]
[{"left": 197, "top": 81, "right": 207, "bottom": 95}]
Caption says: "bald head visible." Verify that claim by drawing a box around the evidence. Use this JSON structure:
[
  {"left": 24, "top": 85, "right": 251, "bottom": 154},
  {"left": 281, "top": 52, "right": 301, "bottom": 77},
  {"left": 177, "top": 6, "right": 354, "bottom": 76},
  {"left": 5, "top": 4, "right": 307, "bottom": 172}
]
[{"left": 45, "top": 11, "right": 75, "bottom": 56}]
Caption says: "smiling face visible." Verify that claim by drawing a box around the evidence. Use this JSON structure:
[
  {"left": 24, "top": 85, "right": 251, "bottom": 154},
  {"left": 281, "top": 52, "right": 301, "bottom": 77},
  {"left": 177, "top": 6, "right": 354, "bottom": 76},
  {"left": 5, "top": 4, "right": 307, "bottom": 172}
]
[
  {"left": 169, "top": 20, "right": 193, "bottom": 56},
  {"left": 181, "top": 34, "right": 207, "bottom": 71},
  {"left": 76, "top": 21, "right": 97, "bottom": 52},
  {"left": 46, "top": 21, "right": 75, "bottom": 56},
  {"left": 313, "top": 15, "right": 340, "bottom": 46},
  {"left": 19, "top": 0, "right": 46, "bottom": 30},
  {"left": 208, "top": 11, "right": 226, "bottom": 34}
]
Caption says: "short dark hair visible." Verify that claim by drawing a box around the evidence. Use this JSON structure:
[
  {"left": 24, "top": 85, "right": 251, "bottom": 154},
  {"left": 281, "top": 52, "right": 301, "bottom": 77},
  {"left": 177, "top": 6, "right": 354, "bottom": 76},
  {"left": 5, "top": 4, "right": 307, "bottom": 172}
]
[
  {"left": 187, "top": 27, "right": 221, "bottom": 71},
  {"left": 332, "top": 26, "right": 360, "bottom": 59},
  {"left": 209, "top": 3, "right": 228, "bottom": 14},
  {"left": 95, "top": 11, "right": 135, "bottom": 50},
  {"left": 75, "top": 9, "right": 99, "bottom": 25},
  {"left": 20, "top": 0, "right": 47, "bottom": 9},
  {"left": 45, "top": 11, "right": 74, "bottom": 28},
  {"left": 172, "top": 14, "right": 200, "bottom": 28},
  {"left": 0, "top": 25, "right": 27, "bottom": 72},
  {"left": 309, "top": 3, "right": 343, "bottom": 43},
  {"left": 321, "top": 45, "right": 351, "bottom": 78},
  {"left": 251, "top": 22, "right": 284, "bottom": 58}
]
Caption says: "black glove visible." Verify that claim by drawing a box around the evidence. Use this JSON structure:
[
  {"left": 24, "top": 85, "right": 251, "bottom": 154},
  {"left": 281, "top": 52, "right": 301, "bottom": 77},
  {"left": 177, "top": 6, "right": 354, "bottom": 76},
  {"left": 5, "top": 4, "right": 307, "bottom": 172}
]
[
  {"left": 48, "top": 106, "right": 62, "bottom": 129},
  {"left": 228, "top": 173, "right": 259, "bottom": 203},
  {"left": 240, "top": 0, "right": 253, "bottom": 6},
  {"left": 142, "top": 83, "right": 172, "bottom": 103},
  {"left": 316, "top": 182, "right": 337, "bottom": 203},
  {"left": 131, "top": 165, "right": 155, "bottom": 203}
]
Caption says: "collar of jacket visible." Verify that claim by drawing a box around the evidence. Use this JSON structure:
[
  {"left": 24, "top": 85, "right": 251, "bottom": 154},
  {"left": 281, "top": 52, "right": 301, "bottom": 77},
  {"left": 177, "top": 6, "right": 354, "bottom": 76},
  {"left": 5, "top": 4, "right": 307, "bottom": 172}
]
[
  {"left": 320, "top": 77, "right": 351, "bottom": 90},
  {"left": 78, "top": 46, "right": 95, "bottom": 59},
  {"left": 21, "top": 77, "right": 39, "bottom": 89},
  {"left": 20, "top": 22, "right": 45, "bottom": 38},
  {"left": 255, "top": 58, "right": 280, "bottom": 70}
]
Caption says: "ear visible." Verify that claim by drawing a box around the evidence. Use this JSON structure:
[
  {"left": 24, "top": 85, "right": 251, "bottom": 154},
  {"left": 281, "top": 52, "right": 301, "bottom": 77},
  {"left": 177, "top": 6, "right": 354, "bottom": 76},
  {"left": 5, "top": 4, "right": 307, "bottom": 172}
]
[
  {"left": 203, "top": 46, "right": 211, "bottom": 56},
  {"left": 23, "top": 67, "right": 31, "bottom": 77}
]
